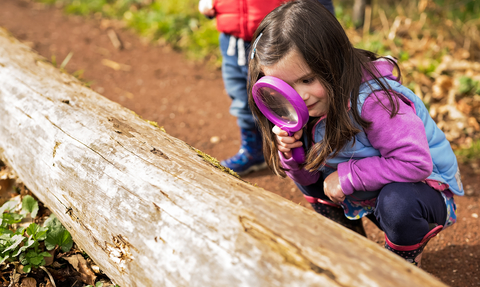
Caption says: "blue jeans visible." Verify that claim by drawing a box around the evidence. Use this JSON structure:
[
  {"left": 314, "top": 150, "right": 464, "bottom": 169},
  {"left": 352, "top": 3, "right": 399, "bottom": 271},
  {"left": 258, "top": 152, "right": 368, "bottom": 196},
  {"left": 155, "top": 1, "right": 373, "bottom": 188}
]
[
  {"left": 220, "top": 33, "right": 255, "bottom": 130},
  {"left": 319, "top": 0, "right": 335, "bottom": 15}
]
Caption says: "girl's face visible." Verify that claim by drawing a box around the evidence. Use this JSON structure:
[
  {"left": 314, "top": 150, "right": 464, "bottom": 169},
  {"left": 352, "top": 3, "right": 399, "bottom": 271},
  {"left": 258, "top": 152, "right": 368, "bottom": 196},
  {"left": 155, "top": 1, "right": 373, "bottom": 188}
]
[{"left": 261, "top": 49, "right": 329, "bottom": 118}]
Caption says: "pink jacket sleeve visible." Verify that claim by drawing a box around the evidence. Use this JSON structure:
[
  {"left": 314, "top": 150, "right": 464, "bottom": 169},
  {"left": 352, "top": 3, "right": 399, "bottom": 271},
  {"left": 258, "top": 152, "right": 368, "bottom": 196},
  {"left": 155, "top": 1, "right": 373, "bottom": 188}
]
[
  {"left": 337, "top": 92, "right": 433, "bottom": 195},
  {"left": 279, "top": 152, "right": 321, "bottom": 186}
]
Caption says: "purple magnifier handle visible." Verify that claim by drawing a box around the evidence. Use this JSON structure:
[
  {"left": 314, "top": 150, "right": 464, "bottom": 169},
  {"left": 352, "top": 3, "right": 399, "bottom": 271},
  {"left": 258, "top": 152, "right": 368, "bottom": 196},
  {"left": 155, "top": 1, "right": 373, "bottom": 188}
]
[
  {"left": 252, "top": 76, "right": 309, "bottom": 163},
  {"left": 291, "top": 141, "right": 306, "bottom": 163}
]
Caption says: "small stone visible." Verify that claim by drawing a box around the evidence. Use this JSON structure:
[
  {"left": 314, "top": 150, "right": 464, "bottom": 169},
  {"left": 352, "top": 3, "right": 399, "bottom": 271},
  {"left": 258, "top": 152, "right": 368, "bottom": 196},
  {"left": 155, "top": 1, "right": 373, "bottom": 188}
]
[
  {"left": 472, "top": 213, "right": 478, "bottom": 218},
  {"left": 210, "top": 136, "right": 220, "bottom": 144}
]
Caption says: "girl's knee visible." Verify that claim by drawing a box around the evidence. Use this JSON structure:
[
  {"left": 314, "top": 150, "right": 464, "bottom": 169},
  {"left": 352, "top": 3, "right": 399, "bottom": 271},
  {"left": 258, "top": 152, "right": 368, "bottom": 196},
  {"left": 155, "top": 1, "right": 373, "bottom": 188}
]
[
  {"left": 376, "top": 182, "right": 417, "bottom": 215},
  {"left": 375, "top": 182, "right": 446, "bottom": 245},
  {"left": 374, "top": 183, "right": 424, "bottom": 234}
]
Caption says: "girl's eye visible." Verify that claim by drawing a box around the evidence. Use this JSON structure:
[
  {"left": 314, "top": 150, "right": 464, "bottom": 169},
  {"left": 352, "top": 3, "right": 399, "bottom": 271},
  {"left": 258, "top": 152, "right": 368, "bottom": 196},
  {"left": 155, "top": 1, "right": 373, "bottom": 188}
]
[{"left": 302, "top": 78, "right": 314, "bottom": 84}]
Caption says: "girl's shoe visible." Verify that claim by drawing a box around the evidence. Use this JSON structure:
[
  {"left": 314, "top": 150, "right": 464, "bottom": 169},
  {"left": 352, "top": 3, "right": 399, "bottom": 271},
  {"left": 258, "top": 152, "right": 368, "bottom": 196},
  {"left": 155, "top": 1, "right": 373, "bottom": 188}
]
[
  {"left": 221, "top": 128, "right": 267, "bottom": 175},
  {"left": 384, "top": 224, "right": 443, "bottom": 267},
  {"left": 305, "top": 195, "right": 367, "bottom": 237}
]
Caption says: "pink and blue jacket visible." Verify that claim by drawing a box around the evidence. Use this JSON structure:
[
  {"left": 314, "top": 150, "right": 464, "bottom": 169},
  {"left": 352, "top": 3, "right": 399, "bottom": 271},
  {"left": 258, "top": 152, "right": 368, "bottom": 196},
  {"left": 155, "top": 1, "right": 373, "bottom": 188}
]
[{"left": 280, "top": 59, "right": 464, "bottom": 204}]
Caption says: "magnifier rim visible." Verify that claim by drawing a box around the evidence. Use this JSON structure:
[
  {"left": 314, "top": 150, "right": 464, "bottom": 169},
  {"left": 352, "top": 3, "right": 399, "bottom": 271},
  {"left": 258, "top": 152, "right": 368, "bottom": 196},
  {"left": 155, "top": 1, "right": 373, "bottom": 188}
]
[{"left": 252, "top": 76, "right": 309, "bottom": 132}]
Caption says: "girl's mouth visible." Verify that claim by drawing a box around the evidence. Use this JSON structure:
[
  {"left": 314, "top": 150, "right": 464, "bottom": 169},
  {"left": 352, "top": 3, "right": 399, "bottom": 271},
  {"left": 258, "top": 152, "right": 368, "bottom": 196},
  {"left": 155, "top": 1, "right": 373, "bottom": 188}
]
[{"left": 306, "top": 102, "right": 316, "bottom": 109}]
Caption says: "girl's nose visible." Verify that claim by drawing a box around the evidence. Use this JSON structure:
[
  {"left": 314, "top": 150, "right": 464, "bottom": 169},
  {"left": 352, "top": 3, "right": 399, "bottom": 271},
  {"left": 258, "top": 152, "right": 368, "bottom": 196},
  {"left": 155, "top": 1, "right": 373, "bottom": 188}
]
[{"left": 300, "top": 92, "right": 310, "bottom": 101}]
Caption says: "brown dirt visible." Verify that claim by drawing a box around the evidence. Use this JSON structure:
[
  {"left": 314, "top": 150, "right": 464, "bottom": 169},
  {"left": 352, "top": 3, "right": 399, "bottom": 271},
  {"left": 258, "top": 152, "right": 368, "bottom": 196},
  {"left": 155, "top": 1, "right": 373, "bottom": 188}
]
[{"left": 1, "top": 0, "right": 479, "bottom": 286}]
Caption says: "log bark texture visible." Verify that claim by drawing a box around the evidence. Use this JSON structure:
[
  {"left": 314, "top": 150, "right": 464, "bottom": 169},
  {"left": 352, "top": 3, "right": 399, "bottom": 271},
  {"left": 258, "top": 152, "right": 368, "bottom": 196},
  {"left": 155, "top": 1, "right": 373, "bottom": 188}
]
[{"left": 0, "top": 28, "right": 446, "bottom": 287}]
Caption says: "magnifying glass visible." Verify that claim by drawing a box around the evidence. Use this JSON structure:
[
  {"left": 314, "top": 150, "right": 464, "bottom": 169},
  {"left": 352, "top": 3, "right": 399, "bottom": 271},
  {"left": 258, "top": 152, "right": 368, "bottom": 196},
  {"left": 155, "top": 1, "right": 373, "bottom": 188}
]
[{"left": 252, "top": 76, "right": 309, "bottom": 163}]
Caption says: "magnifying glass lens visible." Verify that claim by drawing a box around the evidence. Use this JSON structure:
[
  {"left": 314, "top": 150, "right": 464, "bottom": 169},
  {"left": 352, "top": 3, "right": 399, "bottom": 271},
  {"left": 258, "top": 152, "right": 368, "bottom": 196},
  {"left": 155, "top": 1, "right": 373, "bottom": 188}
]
[{"left": 257, "top": 87, "right": 298, "bottom": 124}]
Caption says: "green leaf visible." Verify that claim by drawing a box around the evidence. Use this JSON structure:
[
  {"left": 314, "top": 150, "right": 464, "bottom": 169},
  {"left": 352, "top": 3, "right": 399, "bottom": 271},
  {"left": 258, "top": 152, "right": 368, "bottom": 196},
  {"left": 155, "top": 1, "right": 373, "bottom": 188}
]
[
  {"left": 2, "top": 234, "right": 25, "bottom": 254},
  {"left": 0, "top": 227, "right": 13, "bottom": 237},
  {"left": 44, "top": 214, "right": 73, "bottom": 252},
  {"left": 45, "top": 227, "right": 73, "bottom": 252},
  {"left": 26, "top": 223, "right": 48, "bottom": 241},
  {"left": 0, "top": 254, "right": 9, "bottom": 265},
  {"left": 40, "top": 251, "right": 52, "bottom": 257},
  {"left": 28, "top": 254, "right": 44, "bottom": 266},
  {"left": 0, "top": 196, "right": 21, "bottom": 214},
  {"left": 43, "top": 214, "right": 62, "bottom": 230},
  {"left": 14, "top": 226, "right": 26, "bottom": 236},
  {"left": 26, "top": 223, "right": 38, "bottom": 237},
  {"left": 36, "top": 229, "right": 48, "bottom": 241},
  {"left": 1, "top": 212, "right": 23, "bottom": 227},
  {"left": 23, "top": 264, "right": 32, "bottom": 273},
  {"left": 25, "top": 249, "right": 46, "bottom": 266},
  {"left": 26, "top": 249, "right": 37, "bottom": 258},
  {"left": 22, "top": 195, "right": 39, "bottom": 218},
  {"left": 96, "top": 282, "right": 104, "bottom": 287},
  {"left": 0, "top": 233, "right": 12, "bottom": 240},
  {"left": 44, "top": 239, "right": 56, "bottom": 251},
  {"left": 12, "top": 238, "right": 35, "bottom": 257},
  {"left": 19, "top": 253, "right": 27, "bottom": 265}
]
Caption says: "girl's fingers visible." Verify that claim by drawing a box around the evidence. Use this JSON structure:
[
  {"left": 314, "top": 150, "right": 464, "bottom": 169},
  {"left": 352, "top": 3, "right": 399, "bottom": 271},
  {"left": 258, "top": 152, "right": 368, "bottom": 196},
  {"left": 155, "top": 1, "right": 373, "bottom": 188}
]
[
  {"left": 272, "top": 125, "right": 288, "bottom": 136},
  {"left": 277, "top": 145, "right": 291, "bottom": 153},
  {"left": 293, "top": 129, "right": 303, "bottom": 140},
  {"left": 276, "top": 139, "right": 302, "bottom": 150},
  {"left": 273, "top": 125, "right": 302, "bottom": 155},
  {"left": 282, "top": 151, "right": 292, "bottom": 159},
  {"left": 276, "top": 135, "right": 299, "bottom": 144}
]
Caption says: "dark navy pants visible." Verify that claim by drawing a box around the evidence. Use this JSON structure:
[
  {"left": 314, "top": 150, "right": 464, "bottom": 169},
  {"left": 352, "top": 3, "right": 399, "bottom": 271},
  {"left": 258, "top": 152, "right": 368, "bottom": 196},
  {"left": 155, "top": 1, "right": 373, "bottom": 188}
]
[{"left": 296, "top": 180, "right": 447, "bottom": 246}]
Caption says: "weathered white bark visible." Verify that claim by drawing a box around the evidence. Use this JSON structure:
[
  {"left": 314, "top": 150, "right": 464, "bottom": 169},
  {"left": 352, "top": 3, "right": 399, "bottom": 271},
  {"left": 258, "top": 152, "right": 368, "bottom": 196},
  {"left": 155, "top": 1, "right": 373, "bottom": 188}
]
[{"left": 0, "top": 27, "right": 446, "bottom": 287}]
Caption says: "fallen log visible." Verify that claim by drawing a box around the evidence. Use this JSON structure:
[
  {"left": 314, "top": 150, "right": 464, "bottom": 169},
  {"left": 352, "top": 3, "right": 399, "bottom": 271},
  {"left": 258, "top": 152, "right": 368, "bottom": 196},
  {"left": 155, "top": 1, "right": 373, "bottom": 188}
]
[{"left": 0, "top": 27, "right": 446, "bottom": 287}]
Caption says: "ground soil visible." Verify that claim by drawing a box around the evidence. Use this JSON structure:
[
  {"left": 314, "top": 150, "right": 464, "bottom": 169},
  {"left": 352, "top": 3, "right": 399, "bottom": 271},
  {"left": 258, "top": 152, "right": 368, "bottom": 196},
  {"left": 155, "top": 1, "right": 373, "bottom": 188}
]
[{"left": 1, "top": 0, "right": 479, "bottom": 286}]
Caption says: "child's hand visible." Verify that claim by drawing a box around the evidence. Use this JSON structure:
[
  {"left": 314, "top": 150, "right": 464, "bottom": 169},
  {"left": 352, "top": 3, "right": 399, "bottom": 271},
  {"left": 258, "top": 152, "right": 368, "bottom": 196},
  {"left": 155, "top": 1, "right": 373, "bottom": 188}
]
[
  {"left": 198, "top": 0, "right": 215, "bottom": 17},
  {"left": 272, "top": 125, "right": 303, "bottom": 159},
  {"left": 323, "top": 171, "right": 346, "bottom": 203}
]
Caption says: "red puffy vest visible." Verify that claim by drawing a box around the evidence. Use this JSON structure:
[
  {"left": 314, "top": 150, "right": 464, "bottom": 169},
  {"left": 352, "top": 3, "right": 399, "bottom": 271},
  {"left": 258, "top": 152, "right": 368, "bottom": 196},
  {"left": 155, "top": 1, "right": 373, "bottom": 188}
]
[{"left": 213, "top": 0, "right": 286, "bottom": 42}]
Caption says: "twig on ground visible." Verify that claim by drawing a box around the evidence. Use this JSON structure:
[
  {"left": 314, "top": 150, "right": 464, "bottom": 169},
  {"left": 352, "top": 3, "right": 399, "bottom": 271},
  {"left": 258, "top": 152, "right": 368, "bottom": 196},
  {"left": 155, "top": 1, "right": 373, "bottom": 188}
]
[
  {"left": 39, "top": 266, "right": 57, "bottom": 287},
  {"left": 107, "top": 29, "right": 123, "bottom": 50}
]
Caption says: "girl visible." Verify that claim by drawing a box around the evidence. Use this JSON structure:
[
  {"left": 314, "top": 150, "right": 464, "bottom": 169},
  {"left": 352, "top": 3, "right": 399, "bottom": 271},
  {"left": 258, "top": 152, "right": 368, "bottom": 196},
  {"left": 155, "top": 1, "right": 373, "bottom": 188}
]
[
  {"left": 248, "top": 0, "right": 463, "bottom": 266},
  {"left": 198, "top": 0, "right": 335, "bottom": 176}
]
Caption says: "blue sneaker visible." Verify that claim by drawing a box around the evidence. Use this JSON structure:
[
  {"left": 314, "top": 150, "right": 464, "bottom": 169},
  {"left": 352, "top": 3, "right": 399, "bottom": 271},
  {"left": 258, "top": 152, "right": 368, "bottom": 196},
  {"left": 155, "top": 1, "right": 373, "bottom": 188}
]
[{"left": 221, "top": 128, "right": 267, "bottom": 176}]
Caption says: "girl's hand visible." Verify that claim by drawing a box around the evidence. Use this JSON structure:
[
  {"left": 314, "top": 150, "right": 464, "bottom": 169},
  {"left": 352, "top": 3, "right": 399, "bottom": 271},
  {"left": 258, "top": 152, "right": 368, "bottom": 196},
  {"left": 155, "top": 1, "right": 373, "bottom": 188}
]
[
  {"left": 272, "top": 125, "right": 303, "bottom": 159},
  {"left": 323, "top": 171, "right": 346, "bottom": 203}
]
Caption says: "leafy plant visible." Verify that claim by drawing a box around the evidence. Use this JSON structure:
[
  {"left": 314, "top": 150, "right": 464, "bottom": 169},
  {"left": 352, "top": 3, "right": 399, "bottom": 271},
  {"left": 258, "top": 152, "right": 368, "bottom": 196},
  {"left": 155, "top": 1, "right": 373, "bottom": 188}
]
[
  {"left": 44, "top": 214, "right": 74, "bottom": 252},
  {"left": 21, "top": 195, "right": 39, "bottom": 218},
  {"left": 0, "top": 196, "right": 73, "bottom": 273}
]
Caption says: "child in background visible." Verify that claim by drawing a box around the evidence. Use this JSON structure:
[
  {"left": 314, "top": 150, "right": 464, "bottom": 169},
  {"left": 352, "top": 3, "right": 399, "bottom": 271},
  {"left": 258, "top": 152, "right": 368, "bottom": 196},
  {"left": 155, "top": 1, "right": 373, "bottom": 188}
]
[
  {"left": 248, "top": 0, "right": 463, "bottom": 266},
  {"left": 199, "top": 0, "right": 334, "bottom": 175}
]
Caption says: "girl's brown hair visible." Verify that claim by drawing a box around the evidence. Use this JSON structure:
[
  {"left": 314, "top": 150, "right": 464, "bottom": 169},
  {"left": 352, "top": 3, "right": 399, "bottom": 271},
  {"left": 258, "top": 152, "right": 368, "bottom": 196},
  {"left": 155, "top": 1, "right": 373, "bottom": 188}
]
[{"left": 248, "top": 0, "right": 401, "bottom": 177}]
